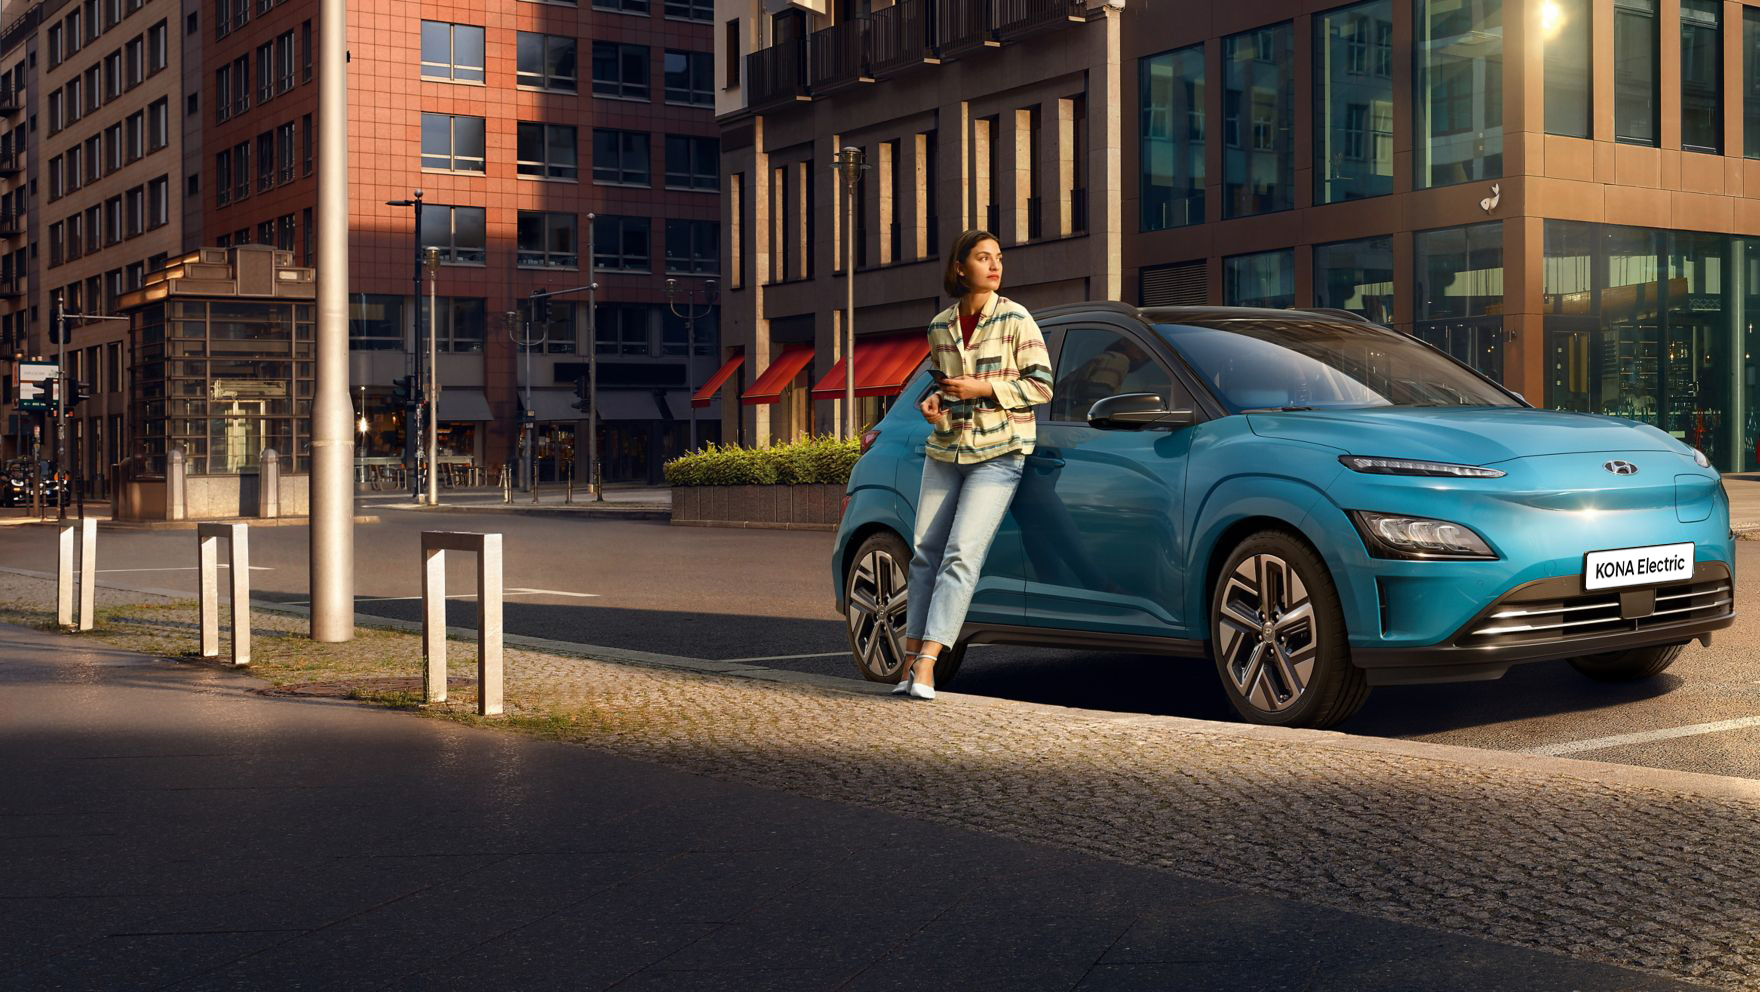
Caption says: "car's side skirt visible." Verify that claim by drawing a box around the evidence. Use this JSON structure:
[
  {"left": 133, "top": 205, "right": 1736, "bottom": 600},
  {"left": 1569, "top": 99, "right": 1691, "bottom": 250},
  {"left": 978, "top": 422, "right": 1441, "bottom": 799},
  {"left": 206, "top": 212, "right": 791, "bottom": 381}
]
[{"left": 958, "top": 622, "right": 1209, "bottom": 658}]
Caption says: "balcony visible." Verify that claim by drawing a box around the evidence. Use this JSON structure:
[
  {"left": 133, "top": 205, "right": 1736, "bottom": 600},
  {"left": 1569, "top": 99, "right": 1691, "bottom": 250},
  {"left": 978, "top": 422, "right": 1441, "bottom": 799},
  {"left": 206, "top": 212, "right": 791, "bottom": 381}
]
[
  {"left": 869, "top": 0, "right": 937, "bottom": 76},
  {"left": 934, "top": 0, "right": 998, "bottom": 59},
  {"left": 991, "top": 0, "right": 1084, "bottom": 41},
  {"left": 0, "top": 276, "right": 22, "bottom": 297},
  {"left": 808, "top": 21, "right": 875, "bottom": 93},
  {"left": 0, "top": 84, "right": 18, "bottom": 114},
  {"left": 746, "top": 37, "right": 811, "bottom": 112},
  {"left": 0, "top": 210, "right": 20, "bottom": 236},
  {"left": 0, "top": 154, "right": 19, "bottom": 176}
]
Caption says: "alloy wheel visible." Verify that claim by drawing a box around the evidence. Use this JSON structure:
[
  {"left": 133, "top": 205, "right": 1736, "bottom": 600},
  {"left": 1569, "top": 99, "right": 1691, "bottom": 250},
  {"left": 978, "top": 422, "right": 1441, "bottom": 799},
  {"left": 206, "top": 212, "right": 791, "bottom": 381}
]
[
  {"left": 1215, "top": 552, "right": 1318, "bottom": 714},
  {"left": 847, "top": 546, "right": 909, "bottom": 680}
]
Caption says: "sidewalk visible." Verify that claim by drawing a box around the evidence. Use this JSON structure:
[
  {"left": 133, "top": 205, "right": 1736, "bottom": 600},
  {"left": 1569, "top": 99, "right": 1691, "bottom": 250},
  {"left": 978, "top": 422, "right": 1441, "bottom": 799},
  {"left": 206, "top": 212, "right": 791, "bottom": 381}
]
[
  {"left": 5, "top": 571, "right": 1759, "bottom": 989},
  {"left": 0, "top": 617, "right": 1700, "bottom": 992}
]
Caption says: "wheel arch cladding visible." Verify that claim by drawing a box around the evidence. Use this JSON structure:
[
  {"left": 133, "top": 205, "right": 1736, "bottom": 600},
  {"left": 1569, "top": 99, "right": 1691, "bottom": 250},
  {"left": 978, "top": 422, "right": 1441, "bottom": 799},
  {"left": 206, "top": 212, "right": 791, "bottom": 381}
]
[{"left": 1188, "top": 476, "right": 1346, "bottom": 635}]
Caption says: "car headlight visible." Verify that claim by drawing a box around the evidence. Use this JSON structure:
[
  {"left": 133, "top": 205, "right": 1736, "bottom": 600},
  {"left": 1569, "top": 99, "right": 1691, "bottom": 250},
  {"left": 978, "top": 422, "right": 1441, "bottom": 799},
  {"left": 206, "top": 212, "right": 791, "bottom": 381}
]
[
  {"left": 1339, "top": 456, "right": 1505, "bottom": 479},
  {"left": 1351, "top": 510, "right": 1498, "bottom": 560},
  {"left": 1691, "top": 447, "right": 1711, "bottom": 468}
]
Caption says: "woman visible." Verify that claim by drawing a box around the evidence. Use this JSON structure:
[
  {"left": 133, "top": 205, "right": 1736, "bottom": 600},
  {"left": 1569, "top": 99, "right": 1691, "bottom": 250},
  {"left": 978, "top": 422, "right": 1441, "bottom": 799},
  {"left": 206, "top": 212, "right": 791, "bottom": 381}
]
[{"left": 897, "top": 230, "right": 1054, "bottom": 700}]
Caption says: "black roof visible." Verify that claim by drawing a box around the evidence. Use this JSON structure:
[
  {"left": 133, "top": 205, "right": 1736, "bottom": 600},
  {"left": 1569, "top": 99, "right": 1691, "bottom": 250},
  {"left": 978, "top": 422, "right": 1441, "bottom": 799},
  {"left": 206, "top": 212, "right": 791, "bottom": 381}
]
[{"left": 1029, "top": 302, "right": 1379, "bottom": 329}]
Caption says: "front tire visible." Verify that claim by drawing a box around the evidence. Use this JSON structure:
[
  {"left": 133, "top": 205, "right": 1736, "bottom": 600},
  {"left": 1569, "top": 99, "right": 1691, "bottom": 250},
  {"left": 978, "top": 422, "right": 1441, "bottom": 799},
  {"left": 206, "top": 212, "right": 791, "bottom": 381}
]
[
  {"left": 1210, "top": 530, "right": 1369, "bottom": 728},
  {"left": 1569, "top": 643, "right": 1684, "bottom": 682},
  {"left": 844, "top": 530, "right": 964, "bottom": 686}
]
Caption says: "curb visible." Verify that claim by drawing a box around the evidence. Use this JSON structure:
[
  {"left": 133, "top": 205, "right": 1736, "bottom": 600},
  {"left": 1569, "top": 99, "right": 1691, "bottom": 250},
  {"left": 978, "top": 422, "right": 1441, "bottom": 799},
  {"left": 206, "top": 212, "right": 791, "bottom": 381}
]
[
  {"left": 669, "top": 519, "right": 838, "bottom": 532},
  {"left": 393, "top": 502, "right": 671, "bottom": 521}
]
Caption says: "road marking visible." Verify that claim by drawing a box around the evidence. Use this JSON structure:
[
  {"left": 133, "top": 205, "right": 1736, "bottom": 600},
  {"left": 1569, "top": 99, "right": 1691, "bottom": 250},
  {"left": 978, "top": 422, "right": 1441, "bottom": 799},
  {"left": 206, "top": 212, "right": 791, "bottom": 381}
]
[
  {"left": 507, "top": 587, "right": 600, "bottom": 598},
  {"left": 1525, "top": 716, "right": 1760, "bottom": 756},
  {"left": 97, "top": 566, "right": 273, "bottom": 573}
]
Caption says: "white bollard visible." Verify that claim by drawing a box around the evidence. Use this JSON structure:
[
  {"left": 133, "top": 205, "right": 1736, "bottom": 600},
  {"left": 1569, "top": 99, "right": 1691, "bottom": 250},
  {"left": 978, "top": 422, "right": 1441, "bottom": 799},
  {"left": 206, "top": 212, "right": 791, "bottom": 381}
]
[
  {"left": 419, "top": 531, "right": 504, "bottom": 716},
  {"left": 56, "top": 516, "right": 97, "bottom": 631},
  {"left": 196, "top": 523, "right": 250, "bottom": 666}
]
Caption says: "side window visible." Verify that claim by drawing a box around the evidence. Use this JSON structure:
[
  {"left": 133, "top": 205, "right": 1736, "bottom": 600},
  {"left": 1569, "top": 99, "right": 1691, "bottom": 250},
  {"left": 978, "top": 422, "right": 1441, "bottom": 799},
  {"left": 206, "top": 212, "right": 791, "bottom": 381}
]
[{"left": 1049, "top": 327, "right": 1185, "bottom": 423}]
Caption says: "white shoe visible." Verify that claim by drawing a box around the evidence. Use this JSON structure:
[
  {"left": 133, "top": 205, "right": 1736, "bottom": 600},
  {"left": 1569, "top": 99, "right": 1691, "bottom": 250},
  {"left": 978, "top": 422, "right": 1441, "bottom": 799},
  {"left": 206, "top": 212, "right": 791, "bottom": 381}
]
[
  {"left": 891, "top": 654, "right": 917, "bottom": 695},
  {"left": 907, "top": 680, "right": 935, "bottom": 701}
]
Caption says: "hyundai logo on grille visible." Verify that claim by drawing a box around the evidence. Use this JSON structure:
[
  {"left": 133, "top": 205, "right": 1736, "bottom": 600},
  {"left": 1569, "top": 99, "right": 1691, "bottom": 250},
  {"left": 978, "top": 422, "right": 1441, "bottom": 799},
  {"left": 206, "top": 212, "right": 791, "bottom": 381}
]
[{"left": 1604, "top": 460, "right": 1639, "bottom": 476}]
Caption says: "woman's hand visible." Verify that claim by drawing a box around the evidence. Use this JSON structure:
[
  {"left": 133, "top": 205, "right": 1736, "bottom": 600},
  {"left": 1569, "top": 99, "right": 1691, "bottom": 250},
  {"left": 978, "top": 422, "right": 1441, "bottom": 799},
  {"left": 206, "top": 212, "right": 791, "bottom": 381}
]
[
  {"left": 940, "top": 376, "right": 994, "bottom": 401},
  {"left": 917, "top": 392, "right": 943, "bottom": 425}
]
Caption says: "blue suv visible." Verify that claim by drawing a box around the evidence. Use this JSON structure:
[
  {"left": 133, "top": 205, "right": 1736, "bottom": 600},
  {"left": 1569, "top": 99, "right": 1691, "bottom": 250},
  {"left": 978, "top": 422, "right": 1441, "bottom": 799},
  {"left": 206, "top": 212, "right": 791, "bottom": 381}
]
[{"left": 833, "top": 305, "right": 1735, "bottom": 728}]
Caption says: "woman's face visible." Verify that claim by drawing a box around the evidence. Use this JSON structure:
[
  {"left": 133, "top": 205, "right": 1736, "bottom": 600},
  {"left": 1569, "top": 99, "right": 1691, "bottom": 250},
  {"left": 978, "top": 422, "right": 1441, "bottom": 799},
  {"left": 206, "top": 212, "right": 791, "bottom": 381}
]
[{"left": 961, "top": 239, "right": 1003, "bottom": 294}]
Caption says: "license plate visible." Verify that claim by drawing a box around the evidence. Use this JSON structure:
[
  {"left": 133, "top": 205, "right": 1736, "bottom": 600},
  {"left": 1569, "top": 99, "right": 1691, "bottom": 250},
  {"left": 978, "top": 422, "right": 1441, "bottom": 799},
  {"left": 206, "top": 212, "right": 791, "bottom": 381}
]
[{"left": 1583, "top": 542, "right": 1695, "bottom": 591}]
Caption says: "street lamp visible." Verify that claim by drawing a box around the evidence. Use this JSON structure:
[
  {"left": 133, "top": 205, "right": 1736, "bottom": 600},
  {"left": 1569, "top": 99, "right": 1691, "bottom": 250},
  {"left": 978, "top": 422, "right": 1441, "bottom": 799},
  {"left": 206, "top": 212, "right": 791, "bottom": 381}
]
[
  {"left": 503, "top": 303, "right": 549, "bottom": 491},
  {"left": 423, "top": 246, "right": 440, "bottom": 507},
  {"left": 664, "top": 277, "right": 719, "bottom": 453},
  {"left": 832, "top": 146, "right": 869, "bottom": 441},
  {"left": 385, "top": 190, "right": 425, "bottom": 499}
]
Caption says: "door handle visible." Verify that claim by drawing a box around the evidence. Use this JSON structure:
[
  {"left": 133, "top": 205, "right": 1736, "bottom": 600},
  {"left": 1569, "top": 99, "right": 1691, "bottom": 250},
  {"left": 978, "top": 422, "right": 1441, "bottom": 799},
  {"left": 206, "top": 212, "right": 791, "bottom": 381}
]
[{"left": 1027, "top": 453, "right": 1064, "bottom": 468}]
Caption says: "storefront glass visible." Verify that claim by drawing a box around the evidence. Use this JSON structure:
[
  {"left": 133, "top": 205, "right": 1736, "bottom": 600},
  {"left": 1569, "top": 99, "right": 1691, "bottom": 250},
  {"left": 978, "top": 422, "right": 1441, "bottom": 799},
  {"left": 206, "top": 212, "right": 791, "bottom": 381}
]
[
  {"left": 1414, "top": 221, "right": 1503, "bottom": 380},
  {"left": 1414, "top": 0, "right": 1503, "bottom": 188},
  {"left": 1314, "top": 236, "right": 1393, "bottom": 322},
  {"left": 1314, "top": 0, "right": 1394, "bottom": 204},
  {"left": 1545, "top": 220, "right": 1752, "bottom": 469}
]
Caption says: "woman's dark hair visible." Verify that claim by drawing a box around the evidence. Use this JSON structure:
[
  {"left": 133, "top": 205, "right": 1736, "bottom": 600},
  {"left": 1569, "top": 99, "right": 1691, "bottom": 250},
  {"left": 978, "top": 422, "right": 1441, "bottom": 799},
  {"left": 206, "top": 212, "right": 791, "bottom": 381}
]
[{"left": 944, "top": 229, "right": 999, "bottom": 299}]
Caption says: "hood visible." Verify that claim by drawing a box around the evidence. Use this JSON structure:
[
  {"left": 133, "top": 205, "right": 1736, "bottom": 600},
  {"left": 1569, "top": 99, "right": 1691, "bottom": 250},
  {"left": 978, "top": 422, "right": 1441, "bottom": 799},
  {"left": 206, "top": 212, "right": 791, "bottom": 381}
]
[{"left": 1244, "top": 407, "right": 1683, "bottom": 465}]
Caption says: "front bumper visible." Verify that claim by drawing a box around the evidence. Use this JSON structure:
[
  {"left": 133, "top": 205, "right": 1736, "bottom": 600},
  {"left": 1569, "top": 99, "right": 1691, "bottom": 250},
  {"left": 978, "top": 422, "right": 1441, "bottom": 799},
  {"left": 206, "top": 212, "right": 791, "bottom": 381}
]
[{"left": 1351, "top": 562, "right": 1734, "bottom": 685}]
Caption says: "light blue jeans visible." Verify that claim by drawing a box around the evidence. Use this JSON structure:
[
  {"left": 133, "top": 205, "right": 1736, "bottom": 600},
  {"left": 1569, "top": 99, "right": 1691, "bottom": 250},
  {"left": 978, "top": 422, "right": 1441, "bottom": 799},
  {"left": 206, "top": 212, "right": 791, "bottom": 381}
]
[{"left": 906, "top": 452, "right": 1026, "bottom": 649}]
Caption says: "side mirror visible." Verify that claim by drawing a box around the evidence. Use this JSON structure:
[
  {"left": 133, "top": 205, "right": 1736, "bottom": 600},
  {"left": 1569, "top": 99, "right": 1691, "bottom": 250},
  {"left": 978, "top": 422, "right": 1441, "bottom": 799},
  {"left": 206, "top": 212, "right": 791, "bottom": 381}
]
[{"left": 1086, "top": 392, "right": 1197, "bottom": 430}]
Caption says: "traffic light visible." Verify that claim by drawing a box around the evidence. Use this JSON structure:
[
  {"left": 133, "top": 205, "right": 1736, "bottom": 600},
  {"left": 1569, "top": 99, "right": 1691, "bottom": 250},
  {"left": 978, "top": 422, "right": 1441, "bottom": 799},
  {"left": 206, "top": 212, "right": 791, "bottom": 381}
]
[
  {"left": 391, "top": 375, "right": 415, "bottom": 409},
  {"left": 530, "top": 290, "right": 550, "bottom": 325},
  {"left": 571, "top": 376, "right": 587, "bottom": 413},
  {"left": 67, "top": 381, "right": 91, "bottom": 409}
]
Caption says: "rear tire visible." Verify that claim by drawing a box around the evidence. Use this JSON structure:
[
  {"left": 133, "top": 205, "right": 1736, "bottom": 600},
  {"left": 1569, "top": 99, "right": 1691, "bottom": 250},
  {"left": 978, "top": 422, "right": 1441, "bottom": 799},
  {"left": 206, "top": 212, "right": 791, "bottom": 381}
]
[
  {"left": 1210, "top": 530, "right": 1369, "bottom": 729},
  {"left": 1569, "top": 643, "right": 1684, "bottom": 682}
]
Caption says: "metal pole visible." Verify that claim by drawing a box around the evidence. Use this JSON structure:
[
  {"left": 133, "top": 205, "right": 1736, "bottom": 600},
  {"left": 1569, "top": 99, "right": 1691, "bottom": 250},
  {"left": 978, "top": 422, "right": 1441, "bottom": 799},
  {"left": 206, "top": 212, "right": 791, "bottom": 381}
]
[
  {"left": 55, "top": 293, "right": 66, "bottom": 522},
  {"left": 587, "top": 213, "right": 601, "bottom": 501},
  {"left": 687, "top": 309, "right": 697, "bottom": 452},
  {"left": 425, "top": 247, "right": 439, "bottom": 506},
  {"left": 310, "top": 0, "right": 354, "bottom": 642},
  {"left": 523, "top": 317, "right": 533, "bottom": 491},
  {"left": 845, "top": 179, "right": 856, "bottom": 442}
]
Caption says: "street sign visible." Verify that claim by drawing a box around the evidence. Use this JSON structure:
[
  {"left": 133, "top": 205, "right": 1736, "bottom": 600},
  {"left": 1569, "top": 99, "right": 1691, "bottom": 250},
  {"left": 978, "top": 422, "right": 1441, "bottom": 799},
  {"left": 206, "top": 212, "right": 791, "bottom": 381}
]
[{"left": 15, "top": 361, "right": 57, "bottom": 410}]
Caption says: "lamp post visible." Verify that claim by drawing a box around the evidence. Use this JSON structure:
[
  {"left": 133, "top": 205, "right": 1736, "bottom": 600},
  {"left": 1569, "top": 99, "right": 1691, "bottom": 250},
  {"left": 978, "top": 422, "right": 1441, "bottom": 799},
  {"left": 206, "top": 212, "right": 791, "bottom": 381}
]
[
  {"left": 385, "top": 191, "right": 425, "bottom": 500},
  {"left": 664, "top": 277, "right": 719, "bottom": 453},
  {"left": 424, "top": 246, "right": 440, "bottom": 506},
  {"left": 503, "top": 304, "right": 549, "bottom": 491},
  {"left": 832, "top": 146, "right": 869, "bottom": 441}
]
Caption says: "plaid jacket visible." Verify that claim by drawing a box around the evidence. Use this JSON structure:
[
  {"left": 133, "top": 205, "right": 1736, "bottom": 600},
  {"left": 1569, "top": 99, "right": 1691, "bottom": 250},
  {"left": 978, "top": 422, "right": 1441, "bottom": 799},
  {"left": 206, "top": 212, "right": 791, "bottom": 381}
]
[{"left": 924, "top": 294, "right": 1054, "bottom": 464}]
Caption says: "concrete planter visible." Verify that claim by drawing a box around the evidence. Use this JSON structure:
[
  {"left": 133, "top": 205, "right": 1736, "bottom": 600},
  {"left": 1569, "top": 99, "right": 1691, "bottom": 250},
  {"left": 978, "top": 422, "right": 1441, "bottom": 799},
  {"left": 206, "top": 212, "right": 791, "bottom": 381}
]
[{"left": 669, "top": 483, "right": 844, "bottom": 531}]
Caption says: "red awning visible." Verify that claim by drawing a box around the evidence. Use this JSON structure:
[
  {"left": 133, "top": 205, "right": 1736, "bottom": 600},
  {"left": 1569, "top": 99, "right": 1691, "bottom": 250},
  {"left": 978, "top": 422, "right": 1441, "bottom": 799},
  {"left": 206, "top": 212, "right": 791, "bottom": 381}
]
[
  {"left": 690, "top": 352, "right": 745, "bottom": 408},
  {"left": 739, "top": 344, "right": 816, "bottom": 405},
  {"left": 808, "top": 333, "right": 930, "bottom": 400}
]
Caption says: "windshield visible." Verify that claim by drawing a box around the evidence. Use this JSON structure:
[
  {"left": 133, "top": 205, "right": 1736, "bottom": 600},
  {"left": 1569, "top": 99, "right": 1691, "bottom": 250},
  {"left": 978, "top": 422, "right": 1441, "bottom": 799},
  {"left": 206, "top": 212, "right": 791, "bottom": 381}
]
[{"left": 1156, "top": 318, "right": 1520, "bottom": 412}]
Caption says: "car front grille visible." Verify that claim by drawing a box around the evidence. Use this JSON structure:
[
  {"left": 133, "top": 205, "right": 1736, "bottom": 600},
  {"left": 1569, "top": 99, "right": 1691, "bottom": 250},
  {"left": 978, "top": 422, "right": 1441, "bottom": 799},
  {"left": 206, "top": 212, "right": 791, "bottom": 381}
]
[{"left": 1455, "top": 567, "right": 1733, "bottom": 649}]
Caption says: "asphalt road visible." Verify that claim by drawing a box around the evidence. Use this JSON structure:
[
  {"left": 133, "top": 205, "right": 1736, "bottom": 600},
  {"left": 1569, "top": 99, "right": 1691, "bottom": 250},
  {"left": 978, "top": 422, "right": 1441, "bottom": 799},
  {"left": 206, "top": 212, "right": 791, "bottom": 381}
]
[{"left": 4, "top": 498, "right": 1758, "bottom": 779}]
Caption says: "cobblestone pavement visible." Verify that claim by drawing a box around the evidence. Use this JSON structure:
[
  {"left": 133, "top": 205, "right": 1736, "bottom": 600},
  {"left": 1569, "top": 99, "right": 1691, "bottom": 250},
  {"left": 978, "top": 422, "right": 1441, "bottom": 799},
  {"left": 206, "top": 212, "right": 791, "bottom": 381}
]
[{"left": 5, "top": 570, "right": 1760, "bottom": 989}]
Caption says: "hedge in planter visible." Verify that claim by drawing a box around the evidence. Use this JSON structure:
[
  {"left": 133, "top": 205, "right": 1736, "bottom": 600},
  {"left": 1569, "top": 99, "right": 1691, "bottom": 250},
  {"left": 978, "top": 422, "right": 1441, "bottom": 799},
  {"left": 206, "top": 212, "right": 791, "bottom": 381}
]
[{"left": 664, "top": 435, "right": 861, "bottom": 487}]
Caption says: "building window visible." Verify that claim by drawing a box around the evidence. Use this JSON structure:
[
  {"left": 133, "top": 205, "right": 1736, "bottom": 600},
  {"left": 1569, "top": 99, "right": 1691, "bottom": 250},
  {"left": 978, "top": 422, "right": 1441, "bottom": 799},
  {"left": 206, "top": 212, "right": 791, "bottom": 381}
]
[
  {"left": 48, "top": 24, "right": 64, "bottom": 67},
  {"left": 105, "top": 51, "right": 121, "bottom": 99},
  {"left": 126, "top": 34, "right": 144, "bottom": 87},
  {"left": 258, "top": 132, "right": 274, "bottom": 190},
  {"left": 516, "top": 122, "right": 578, "bottom": 180},
  {"left": 148, "top": 97, "right": 167, "bottom": 150},
  {"left": 107, "top": 122, "right": 122, "bottom": 171},
  {"left": 1415, "top": 220, "right": 1504, "bottom": 380},
  {"left": 349, "top": 294, "right": 402, "bottom": 350},
  {"left": 662, "top": 50, "right": 712, "bottom": 105},
  {"left": 516, "top": 210, "right": 579, "bottom": 268},
  {"left": 230, "top": 55, "right": 250, "bottom": 116},
  {"left": 49, "top": 222, "right": 64, "bottom": 266},
  {"left": 517, "top": 298, "right": 577, "bottom": 354},
  {"left": 1543, "top": 0, "right": 1590, "bottom": 137},
  {"left": 127, "top": 110, "right": 144, "bottom": 160},
  {"left": 1314, "top": 237, "right": 1394, "bottom": 323},
  {"left": 257, "top": 42, "right": 275, "bottom": 103},
  {"left": 1416, "top": 0, "right": 1503, "bottom": 188},
  {"left": 1315, "top": 2, "right": 1393, "bottom": 204},
  {"left": 593, "top": 0, "right": 648, "bottom": 13},
  {"left": 148, "top": 18, "right": 167, "bottom": 73},
  {"left": 1223, "top": 249, "right": 1294, "bottom": 308},
  {"left": 664, "top": 0, "right": 711, "bottom": 21},
  {"left": 105, "top": 196, "right": 122, "bottom": 244},
  {"left": 216, "top": 149, "right": 230, "bottom": 205},
  {"left": 420, "top": 21, "right": 485, "bottom": 82},
  {"left": 437, "top": 298, "right": 486, "bottom": 352},
  {"left": 1680, "top": 0, "right": 1720, "bottom": 153},
  {"left": 275, "top": 29, "right": 294, "bottom": 92},
  {"left": 663, "top": 134, "right": 717, "bottom": 190},
  {"left": 126, "top": 185, "right": 144, "bottom": 236},
  {"left": 593, "top": 129, "right": 650, "bottom": 185},
  {"left": 421, "top": 113, "right": 486, "bottom": 173},
  {"left": 1222, "top": 24, "right": 1292, "bottom": 217},
  {"left": 664, "top": 220, "right": 718, "bottom": 274},
  {"left": 724, "top": 19, "right": 740, "bottom": 88},
  {"left": 595, "top": 302, "right": 652, "bottom": 356},
  {"left": 147, "top": 176, "right": 168, "bottom": 227},
  {"left": 1614, "top": 0, "right": 1657, "bottom": 145},
  {"left": 48, "top": 90, "right": 65, "bottom": 133},
  {"left": 1748, "top": 9, "right": 1760, "bottom": 158},
  {"left": 233, "top": 140, "right": 249, "bottom": 202},
  {"left": 302, "top": 114, "right": 313, "bottom": 175},
  {"left": 593, "top": 215, "right": 650, "bottom": 271},
  {"left": 516, "top": 32, "right": 577, "bottom": 91},
  {"left": 592, "top": 42, "right": 650, "bottom": 99},
  {"left": 418, "top": 204, "right": 486, "bottom": 264}
]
